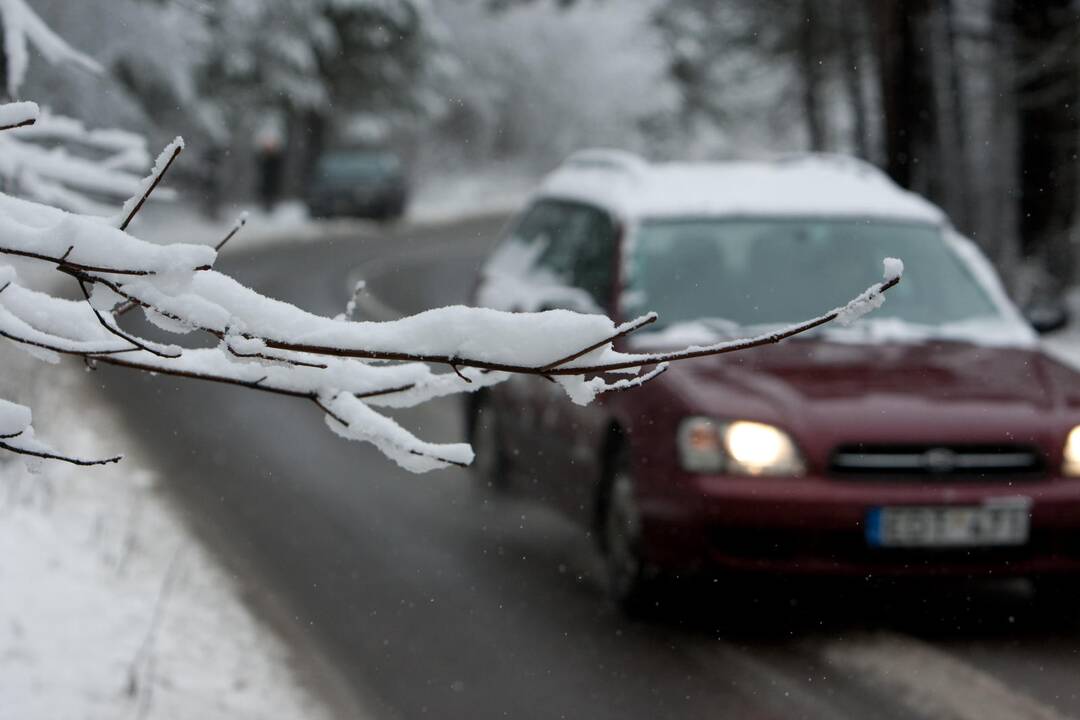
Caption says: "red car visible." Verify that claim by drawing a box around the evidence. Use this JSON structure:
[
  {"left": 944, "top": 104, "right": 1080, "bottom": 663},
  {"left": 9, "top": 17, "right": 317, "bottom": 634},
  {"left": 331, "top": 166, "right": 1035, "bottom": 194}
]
[{"left": 467, "top": 151, "right": 1080, "bottom": 610}]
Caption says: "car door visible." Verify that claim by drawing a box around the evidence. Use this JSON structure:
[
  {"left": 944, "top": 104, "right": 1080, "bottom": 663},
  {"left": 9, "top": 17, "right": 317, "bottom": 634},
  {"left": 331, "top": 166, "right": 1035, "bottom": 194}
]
[
  {"left": 476, "top": 200, "right": 589, "bottom": 499},
  {"left": 531, "top": 203, "right": 620, "bottom": 523}
]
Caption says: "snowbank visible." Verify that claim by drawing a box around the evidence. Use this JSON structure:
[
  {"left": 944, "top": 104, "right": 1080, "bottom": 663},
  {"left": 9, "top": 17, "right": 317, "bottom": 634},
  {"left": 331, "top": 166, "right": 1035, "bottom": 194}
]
[
  {"left": 407, "top": 167, "right": 535, "bottom": 225},
  {"left": 0, "top": 341, "right": 339, "bottom": 720}
]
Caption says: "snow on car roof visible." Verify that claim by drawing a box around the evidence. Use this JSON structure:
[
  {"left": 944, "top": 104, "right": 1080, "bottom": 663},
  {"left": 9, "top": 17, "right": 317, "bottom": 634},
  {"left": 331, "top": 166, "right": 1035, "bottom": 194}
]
[{"left": 537, "top": 151, "right": 947, "bottom": 225}]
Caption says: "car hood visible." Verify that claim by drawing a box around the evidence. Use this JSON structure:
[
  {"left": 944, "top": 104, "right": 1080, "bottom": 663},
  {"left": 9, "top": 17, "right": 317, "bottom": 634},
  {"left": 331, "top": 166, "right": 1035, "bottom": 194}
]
[{"left": 656, "top": 339, "right": 1080, "bottom": 464}]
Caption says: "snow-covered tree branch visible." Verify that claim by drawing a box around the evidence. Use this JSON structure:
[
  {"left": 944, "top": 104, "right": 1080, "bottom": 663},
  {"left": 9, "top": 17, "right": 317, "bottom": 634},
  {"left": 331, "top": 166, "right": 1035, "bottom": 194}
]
[
  {"left": 0, "top": 2, "right": 903, "bottom": 473},
  {"left": 0, "top": 0, "right": 101, "bottom": 98}
]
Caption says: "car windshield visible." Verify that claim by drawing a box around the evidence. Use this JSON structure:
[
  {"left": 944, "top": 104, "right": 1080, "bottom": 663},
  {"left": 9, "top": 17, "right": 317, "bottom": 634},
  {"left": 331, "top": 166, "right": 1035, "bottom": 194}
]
[
  {"left": 625, "top": 218, "right": 1002, "bottom": 331},
  {"left": 316, "top": 152, "right": 400, "bottom": 183}
]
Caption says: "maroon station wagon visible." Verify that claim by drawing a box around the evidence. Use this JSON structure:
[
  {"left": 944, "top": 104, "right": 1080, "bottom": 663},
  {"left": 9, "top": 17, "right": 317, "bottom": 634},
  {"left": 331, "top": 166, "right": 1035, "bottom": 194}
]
[{"left": 466, "top": 150, "right": 1080, "bottom": 610}]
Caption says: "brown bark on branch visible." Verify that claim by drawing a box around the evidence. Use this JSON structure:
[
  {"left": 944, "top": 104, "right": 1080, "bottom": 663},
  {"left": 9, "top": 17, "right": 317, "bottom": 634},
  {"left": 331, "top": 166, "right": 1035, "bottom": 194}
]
[
  {"left": 0, "top": 118, "right": 35, "bottom": 132},
  {"left": 57, "top": 265, "right": 901, "bottom": 378}
]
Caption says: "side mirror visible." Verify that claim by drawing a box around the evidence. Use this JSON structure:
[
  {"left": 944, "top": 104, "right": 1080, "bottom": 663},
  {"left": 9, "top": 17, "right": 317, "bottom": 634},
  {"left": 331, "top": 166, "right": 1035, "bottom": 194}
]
[{"left": 1024, "top": 301, "right": 1070, "bottom": 334}]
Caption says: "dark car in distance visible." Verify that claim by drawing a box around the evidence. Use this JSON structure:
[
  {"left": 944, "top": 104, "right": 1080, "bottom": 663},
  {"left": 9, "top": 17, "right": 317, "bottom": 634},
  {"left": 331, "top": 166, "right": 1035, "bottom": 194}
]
[
  {"left": 466, "top": 150, "right": 1080, "bottom": 612},
  {"left": 308, "top": 149, "right": 408, "bottom": 220}
]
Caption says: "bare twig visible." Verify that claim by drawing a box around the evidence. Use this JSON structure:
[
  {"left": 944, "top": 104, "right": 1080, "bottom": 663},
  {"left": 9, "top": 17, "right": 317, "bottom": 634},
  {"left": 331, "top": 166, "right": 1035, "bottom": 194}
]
[
  {"left": 114, "top": 213, "right": 247, "bottom": 319},
  {"left": 0, "top": 438, "right": 121, "bottom": 466},
  {"left": 122, "top": 207, "right": 242, "bottom": 315},
  {"left": 119, "top": 143, "right": 183, "bottom": 231},
  {"left": 214, "top": 213, "right": 248, "bottom": 252},
  {"left": 354, "top": 383, "right": 417, "bottom": 400},
  {"left": 0, "top": 245, "right": 206, "bottom": 276},
  {"left": 73, "top": 277, "right": 181, "bottom": 359},
  {"left": 223, "top": 341, "right": 328, "bottom": 369},
  {"left": 540, "top": 313, "right": 657, "bottom": 371},
  {"left": 312, "top": 395, "right": 466, "bottom": 467},
  {"left": 0, "top": 118, "right": 36, "bottom": 132},
  {"left": 0, "top": 325, "right": 136, "bottom": 357},
  {"left": 311, "top": 396, "right": 350, "bottom": 427}
]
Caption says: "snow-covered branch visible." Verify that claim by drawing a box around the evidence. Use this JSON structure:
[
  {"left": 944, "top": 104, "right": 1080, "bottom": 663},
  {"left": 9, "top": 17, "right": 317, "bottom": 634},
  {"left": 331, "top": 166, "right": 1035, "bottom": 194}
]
[
  {"left": 0, "top": 107, "right": 159, "bottom": 216},
  {"left": 0, "top": 0, "right": 102, "bottom": 97},
  {"left": 0, "top": 77, "right": 901, "bottom": 472},
  {"left": 0, "top": 99, "right": 37, "bottom": 130},
  {"left": 0, "top": 396, "right": 121, "bottom": 468}
]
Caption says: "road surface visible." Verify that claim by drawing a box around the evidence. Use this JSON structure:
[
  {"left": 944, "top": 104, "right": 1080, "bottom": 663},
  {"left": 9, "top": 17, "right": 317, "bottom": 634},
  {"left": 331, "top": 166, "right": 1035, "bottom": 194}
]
[{"left": 98, "top": 215, "right": 1080, "bottom": 720}]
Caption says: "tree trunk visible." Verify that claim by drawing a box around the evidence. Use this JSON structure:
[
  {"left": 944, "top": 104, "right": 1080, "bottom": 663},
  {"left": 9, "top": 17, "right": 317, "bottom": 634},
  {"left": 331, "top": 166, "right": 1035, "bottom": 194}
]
[
  {"left": 799, "top": 0, "right": 828, "bottom": 151},
  {"left": 986, "top": 0, "right": 1022, "bottom": 272},
  {"left": 840, "top": 0, "right": 870, "bottom": 159},
  {"left": 1009, "top": 0, "right": 1080, "bottom": 291},
  {"left": 934, "top": 0, "right": 974, "bottom": 232},
  {"left": 0, "top": 26, "right": 7, "bottom": 101},
  {"left": 280, "top": 108, "right": 328, "bottom": 200},
  {"left": 874, "top": 0, "right": 939, "bottom": 199}
]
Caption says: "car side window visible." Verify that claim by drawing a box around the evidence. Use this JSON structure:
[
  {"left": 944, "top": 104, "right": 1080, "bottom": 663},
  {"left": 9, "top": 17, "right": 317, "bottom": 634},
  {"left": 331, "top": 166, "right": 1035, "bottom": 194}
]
[
  {"left": 571, "top": 208, "right": 618, "bottom": 311},
  {"left": 533, "top": 202, "right": 590, "bottom": 282},
  {"left": 512, "top": 200, "right": 568, "bottom": 250},
  {"left": 532, "top": 202, "right": 617, "bottom": 307},
  {"left": 479, "top": 200, "right": 615, "bottom": 313}
]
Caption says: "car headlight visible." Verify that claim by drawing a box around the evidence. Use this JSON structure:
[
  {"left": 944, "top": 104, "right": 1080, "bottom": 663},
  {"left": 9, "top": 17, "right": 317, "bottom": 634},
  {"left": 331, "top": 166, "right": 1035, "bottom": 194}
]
[
  {"left": 1064, "top": 426, "right": 1080, "bottom": 476},
  {"left": 677, "top": 417, "right": 805, "bottom": 476}
]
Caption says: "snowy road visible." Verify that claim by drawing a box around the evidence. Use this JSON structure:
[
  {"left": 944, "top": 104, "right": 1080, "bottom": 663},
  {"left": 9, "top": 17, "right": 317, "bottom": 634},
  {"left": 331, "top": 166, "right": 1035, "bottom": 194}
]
[{"left": 97, "top": 216, "right": 1080, "bottom": 719}]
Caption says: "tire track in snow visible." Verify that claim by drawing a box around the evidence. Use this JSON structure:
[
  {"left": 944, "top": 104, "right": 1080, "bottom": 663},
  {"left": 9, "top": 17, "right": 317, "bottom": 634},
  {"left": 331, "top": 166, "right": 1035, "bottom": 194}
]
[{"left": 817, "top": 632, "right": 1074, "bottom": 720}]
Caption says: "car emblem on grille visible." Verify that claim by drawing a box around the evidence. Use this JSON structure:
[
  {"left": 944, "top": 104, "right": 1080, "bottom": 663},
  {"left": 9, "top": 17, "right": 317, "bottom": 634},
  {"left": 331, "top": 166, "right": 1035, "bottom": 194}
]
[{"left": 922, "top": 448, "right": 958, "bottom": 473}]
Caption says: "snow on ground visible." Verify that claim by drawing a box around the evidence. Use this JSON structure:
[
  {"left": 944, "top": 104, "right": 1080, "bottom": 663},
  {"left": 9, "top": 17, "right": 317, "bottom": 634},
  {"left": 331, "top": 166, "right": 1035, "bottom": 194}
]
[
  {"left": 407, "top": 167, "right": 535, "bottom": 225},
  {"left": 0, "top": 167, "right": 532, "bottom": 718},
  {"left": 0, "top": 336, "right": 338, "bottom": 720}
]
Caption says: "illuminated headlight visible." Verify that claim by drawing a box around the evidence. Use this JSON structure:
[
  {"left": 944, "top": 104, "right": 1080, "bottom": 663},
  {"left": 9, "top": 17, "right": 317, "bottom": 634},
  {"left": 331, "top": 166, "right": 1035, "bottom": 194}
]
[
  {"left": 1064, "top": 426, "right": 1080, "bottom": 476},
  {"left": 677, "top": 417, "right": 805, "bottom": 476}
]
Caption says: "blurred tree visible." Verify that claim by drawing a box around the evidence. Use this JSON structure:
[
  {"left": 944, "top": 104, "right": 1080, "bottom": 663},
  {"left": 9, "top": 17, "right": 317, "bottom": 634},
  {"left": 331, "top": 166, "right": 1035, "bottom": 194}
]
[
  {"left": 652, "top": 0, "right": 869, "bottom": 155},
  {"left": 185, "top": 0, "right": 446, "bottom": 202},
  {"left": 839, "top": 0, "right": 872, "bottom": 160},
  {"left": 872, "top": 1, "right": 978, "bottom": 234},
  {"left": 428, "top": 0, "right": 669, "bottom": 171},
  {"left": 797, "top": 0, "right": 828, "bottom": 151},
  {"left": 0, "top": 37, "right": 6, "bottom": 98},
  {"left": 873, "top": 1, "right": 939, "bottom": 195},
  {"left": 1005, "top": 0, "right": 1080, "bottom": 292}
]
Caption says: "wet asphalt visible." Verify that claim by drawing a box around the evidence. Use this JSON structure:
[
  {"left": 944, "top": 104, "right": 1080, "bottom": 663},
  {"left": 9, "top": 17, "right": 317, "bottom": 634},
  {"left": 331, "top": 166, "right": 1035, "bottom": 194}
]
[{"left": 96, "top": 215, "right": 1080, "bottom": 720}]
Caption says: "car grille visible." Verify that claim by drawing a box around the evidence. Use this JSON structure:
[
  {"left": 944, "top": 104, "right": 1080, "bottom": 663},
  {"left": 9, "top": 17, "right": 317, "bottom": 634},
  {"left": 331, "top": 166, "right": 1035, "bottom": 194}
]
[{"left": 829, "top": 444, "right": 1044, "bottom": 479}]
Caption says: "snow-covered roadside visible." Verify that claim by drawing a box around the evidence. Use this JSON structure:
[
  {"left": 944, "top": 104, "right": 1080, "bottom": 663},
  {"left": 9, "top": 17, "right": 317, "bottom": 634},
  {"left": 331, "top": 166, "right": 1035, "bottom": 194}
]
[
  {"left": 0, "top": 339, "right": 338, "bottom": 719},
  {"left": 0, "top": 168, "right": 532, "bottom": 717},
  {"left": 406, "top": 167, "right": 536, "bottom": 225}
]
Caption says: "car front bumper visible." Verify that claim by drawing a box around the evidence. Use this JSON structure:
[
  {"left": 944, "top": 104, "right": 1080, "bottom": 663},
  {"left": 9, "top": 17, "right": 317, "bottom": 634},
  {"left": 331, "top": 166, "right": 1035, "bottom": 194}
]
[{"left": 638, "top": 474, "right": 1080, "bottom": 577}]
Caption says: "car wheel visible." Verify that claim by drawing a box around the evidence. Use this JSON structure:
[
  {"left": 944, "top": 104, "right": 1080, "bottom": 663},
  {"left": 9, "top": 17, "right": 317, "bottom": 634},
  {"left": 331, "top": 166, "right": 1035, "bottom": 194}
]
[
  {"left": 470, "top": 394, "right": 509, "bottom": 491},
  {"left": 601, "top": 444, "right": 662, "bottom": 615}
]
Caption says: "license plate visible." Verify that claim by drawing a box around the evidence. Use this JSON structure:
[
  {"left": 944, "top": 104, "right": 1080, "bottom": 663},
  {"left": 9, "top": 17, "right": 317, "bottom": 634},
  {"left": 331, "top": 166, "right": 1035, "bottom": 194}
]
[{"left": 866, "top": 499, "right": 1031, "bottom": 548}]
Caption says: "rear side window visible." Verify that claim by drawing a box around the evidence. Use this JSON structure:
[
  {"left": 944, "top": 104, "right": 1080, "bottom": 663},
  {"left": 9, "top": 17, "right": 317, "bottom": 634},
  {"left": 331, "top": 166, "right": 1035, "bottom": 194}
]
[
  {"left": 569, "top": 209, "right": 618, "bottom": 310},
  {"left": 478, "top": 199, "right": 617, "bottom": 313}
]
